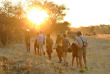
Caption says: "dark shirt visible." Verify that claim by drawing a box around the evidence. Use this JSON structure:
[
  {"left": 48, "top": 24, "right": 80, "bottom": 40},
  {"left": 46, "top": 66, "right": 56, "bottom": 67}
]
[
  {"left": 25, "top": 34, "right": 30, "bottom": 43},
  {"left": 62, "top": 38, "right": 70, "bottom": 50},
  {"left": 56, "top": 36, "right": 62, "bottom": 44},
  {"left": 46, "top": 37, "right": 53, "bottom": 47}
]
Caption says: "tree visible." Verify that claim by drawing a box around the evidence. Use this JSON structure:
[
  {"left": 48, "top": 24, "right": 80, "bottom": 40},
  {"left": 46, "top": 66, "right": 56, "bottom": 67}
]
[
  {"left": 26, "top": 1, "right": 70, "bottom": 33},
  {"left": 0, "top": 0, "right": 70, "bottom": 45},
  {"left": 0, "top": 1, "right": 25, "bottom": 45}
]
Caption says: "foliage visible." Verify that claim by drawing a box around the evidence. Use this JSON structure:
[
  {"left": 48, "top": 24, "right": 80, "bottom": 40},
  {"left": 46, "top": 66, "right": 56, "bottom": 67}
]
[
  {"left": 26, "top": 1, "right": 70, "bottom": 33},
  {"left": 0, "top": 0, "right": 70, "bottom": 45},
  {"left": 71, "top": 25, "right": 110, "bottom": 36},
  {"left": 0, "top": 1, "right": 25, "bottom": 45}
]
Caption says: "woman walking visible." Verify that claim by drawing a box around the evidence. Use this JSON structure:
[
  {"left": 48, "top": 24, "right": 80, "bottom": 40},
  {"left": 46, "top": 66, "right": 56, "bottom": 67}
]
[{"left": 62, "top": 34, "right": 70, "bottom": 66}]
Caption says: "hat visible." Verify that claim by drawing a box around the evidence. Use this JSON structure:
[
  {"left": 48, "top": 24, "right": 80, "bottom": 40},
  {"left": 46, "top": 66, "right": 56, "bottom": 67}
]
[
  {"left": 26, "top": 29, "right": 30, "bottom": 32},
  {"left": 76, "top": 31, "right": 82, "bottom": 35}
]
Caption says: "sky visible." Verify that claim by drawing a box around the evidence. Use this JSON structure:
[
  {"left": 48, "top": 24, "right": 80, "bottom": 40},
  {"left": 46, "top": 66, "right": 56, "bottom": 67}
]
[
  {"left": 52, "top": 0, "right": 110, "bottom": 27},
  {"left": 0, "top": 0, "right": 110, "bottom": 27}
]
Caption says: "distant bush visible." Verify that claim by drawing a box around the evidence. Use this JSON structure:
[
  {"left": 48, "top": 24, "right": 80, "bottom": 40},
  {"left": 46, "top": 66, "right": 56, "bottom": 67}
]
[{"left": 71, "top": 25, "right": 110, "bottom": 36}]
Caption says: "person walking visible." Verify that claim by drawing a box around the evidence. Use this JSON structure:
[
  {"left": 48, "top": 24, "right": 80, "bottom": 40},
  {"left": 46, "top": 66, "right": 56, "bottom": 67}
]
[
  {"left": 70, "top": 43, "right": 79, "bottom": 69},
  {"left": 34, "top": 32, "right": 39, "bottom": 55},
  {"left": 25, "top": 30, "right": 30, "bottom": 52},
  {"left": 62, "top": 34, "right": 70, "bottom": 66},
  {"left": 55, "top": 34, "right": 63, "bottom": 63},
  {"left": 74, "top": 31, "right": 88, "bottom": 72},
  {"left": 46, "top": 34, "right": 53, "bottom": 60},
  {"left": 54, "top": 34, "right": 62, "bottom": 48},
  {"left": 37, "top": 31, "right": 45, "bottom": 56}
]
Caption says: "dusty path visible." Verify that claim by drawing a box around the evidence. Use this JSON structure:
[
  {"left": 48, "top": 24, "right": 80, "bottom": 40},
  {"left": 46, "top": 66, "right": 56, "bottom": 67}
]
[{"left": 0, "top": 37, "right": 110, "bottom": 74}]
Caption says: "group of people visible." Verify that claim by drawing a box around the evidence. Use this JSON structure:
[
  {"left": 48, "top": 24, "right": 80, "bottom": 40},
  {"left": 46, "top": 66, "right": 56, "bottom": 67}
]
[{"left": 25, "top": 31, "right": 88, "bottom": 73}]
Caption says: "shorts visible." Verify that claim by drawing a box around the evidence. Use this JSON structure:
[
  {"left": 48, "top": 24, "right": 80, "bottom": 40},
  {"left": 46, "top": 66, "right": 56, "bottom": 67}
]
[
  {"left": 72, "top": 50, "right": 78, "bottom": 57},
  {"left": 78, "top": 49, "right": 86, "bottom": 57}
]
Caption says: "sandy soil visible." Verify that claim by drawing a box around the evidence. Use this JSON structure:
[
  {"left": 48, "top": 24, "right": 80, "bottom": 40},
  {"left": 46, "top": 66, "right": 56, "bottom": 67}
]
[{"left": 0, "top": 37, "right": 110, "bottom": 74}]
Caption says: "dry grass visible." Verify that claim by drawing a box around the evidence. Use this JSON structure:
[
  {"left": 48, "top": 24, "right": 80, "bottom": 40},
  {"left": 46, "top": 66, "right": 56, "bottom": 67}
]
[
  {"left": 0, "top": 36, "right": 110, "bottom": 74},
  {"left": 87, "top": 34, "right": 110, "bottom": 40}
]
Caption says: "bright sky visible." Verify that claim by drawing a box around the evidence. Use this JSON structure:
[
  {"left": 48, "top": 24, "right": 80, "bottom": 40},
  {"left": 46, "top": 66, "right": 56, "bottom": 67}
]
[
  {"left": 1, "top": 0, "right": 110, "bottom": 27},
  {"left": 52, "top": 0, "right": 110, "bottom": 27}
]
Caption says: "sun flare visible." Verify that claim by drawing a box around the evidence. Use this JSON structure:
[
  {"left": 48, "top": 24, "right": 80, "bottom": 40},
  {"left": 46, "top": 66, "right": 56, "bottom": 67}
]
[{"left": 27, "top": 7, "right": 49, "bottom": 25}]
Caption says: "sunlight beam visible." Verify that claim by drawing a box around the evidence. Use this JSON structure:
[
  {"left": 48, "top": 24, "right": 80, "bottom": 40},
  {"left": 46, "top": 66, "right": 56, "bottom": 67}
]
[{"left": 27, "top": 7, "right": 49, "bottom": 25}]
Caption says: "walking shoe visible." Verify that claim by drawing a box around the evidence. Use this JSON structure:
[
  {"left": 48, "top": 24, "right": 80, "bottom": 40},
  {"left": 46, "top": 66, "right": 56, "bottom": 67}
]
[
  {"left": 77, "top": 68, "right": 79, "bottom": 71},
  {"left": 79, "top": 70, "right": 84, "bottom": 73},
  {"left": 85, "top": 66, "right": 88, "bottom": 71},
  {"left": 70, "top": 66, "right": 74, "bottom": 69}
]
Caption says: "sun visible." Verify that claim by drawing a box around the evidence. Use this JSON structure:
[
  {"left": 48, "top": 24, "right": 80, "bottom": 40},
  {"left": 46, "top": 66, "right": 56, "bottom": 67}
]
[{"left": 27, "top": 7, "right": 49, "bottom": 25}]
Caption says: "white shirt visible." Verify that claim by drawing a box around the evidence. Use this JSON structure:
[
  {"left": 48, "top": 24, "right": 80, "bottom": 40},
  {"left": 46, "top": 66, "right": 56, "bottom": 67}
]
[
  {"left": 37, "top": 34, "right": 45, "bottom": 44},
  {"left": 75, "top": 35, "right": 88, "bottom": 47}
]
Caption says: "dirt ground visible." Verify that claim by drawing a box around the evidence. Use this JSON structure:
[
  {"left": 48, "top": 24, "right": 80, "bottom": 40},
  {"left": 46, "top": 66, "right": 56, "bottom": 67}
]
[{"left": 0, "top": 37, "right": 110, "bottom": 74}]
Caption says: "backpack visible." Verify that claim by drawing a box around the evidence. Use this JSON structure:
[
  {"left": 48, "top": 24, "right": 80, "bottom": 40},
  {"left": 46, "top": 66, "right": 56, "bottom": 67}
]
[{"left": 68, "top": 43, "right": 78, "bottom": 53}]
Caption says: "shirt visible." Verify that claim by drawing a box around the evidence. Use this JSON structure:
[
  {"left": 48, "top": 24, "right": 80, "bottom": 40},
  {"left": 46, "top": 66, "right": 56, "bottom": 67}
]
[
  {"left": 37, "top": 34, "right": 45, "bottom": 44},
  {"left": 75, "top": 35, "right": 88, "bottom": 48},
  {"left": 62, "top": 38, "right": 70, "bottom": 48},
  {"left": 56, "top": 36, "right": 62, "bottom": 44},
  {"left": 46, "top": 37, "right": 53, "bottom": 46},
  {"left": 25, "top": 34, "right": 30, "bottom": 43}
]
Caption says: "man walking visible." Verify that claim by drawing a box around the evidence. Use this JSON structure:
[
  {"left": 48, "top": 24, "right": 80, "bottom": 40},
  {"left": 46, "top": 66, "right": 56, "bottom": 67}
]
[
  {"left": 37, "top": 31, "right": 45, "bottom": 56},
  {"left": 46, "top": 34, "right": 53, "bottom": 60},
  {"left": 75, "top": 31, "right": 88, "bottom": 72},
  {"left": 25, "top": 30, "right": 30, "bottom": 52}
]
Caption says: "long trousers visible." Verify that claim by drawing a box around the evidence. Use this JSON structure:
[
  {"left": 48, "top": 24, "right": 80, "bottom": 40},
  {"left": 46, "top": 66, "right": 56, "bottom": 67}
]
[{"left": 39, "top": 41, "right": 44, "bottom": 55}]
